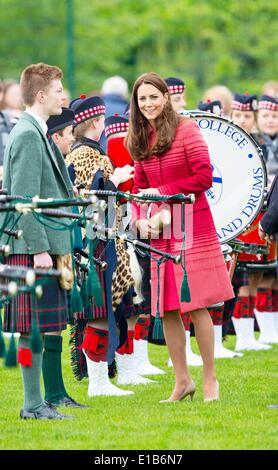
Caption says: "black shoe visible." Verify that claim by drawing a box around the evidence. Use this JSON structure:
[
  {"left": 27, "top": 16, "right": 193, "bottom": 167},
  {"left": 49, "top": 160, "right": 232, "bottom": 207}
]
[
  {"left": 20, "top": 404, "right": 73, "bottom": 420},
  {"left": 47, "top": 396, "right": 89, "bottom": 409},
  {"left": 108, "top": 359, "right": 117, "bottom": 379}
]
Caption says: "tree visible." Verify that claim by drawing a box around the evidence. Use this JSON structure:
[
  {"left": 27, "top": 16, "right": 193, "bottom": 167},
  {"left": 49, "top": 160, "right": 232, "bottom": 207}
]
[{"left": 0, "top": 0, "right": 277, "bottom": 106}]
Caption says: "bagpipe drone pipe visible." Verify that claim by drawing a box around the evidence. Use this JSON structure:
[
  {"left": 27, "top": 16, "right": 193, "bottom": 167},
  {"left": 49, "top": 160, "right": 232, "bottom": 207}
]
[{"left": 0, "top": 190, "right": 195, "bottom": 366}]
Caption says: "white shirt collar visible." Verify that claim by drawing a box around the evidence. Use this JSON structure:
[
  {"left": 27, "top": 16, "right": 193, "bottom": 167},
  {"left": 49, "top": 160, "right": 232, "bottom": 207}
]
[{"left": 25, "top": 109, "right": 48, "bottom": 135}]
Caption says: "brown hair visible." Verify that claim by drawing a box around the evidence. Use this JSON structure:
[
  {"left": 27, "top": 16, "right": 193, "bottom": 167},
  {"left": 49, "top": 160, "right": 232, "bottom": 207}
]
[
  {"left": 57, "top": 129, "right": 66, "bottom": 137},
  {"left": 125, "top": 72, "right": 180, "bottom": 161},
  {"left": 73, "top": 116, "right": 102, "bottom": 140},
  {"left": 20, "top": 63, "right": 63, "bottom": 106},
  {"left": 231, "top": 109, "right": 257, "bottom": 122}
]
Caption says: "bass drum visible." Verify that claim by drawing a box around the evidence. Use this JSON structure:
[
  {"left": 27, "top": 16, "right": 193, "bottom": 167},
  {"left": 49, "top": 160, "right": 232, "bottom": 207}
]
[
  {"left": 184, "top": 111, "right": 267, "bottom": 244},
  {"left": 237, "top": 210, "right": 276, "bottom": 270}
]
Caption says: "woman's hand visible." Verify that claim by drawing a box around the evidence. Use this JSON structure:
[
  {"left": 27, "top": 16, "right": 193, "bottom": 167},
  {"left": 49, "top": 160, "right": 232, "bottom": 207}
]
[
  {"left": 135, "top": 219, "right": 161, "bottom": 239},
  {"left": 136, "top": 187, "right": 160, "bottom": 208},
  {"left": 110, "top": 165, "right": 134, "bottom": 187},
  {"left": 138, "top": 188, "right": 160, "bottom": 197}
]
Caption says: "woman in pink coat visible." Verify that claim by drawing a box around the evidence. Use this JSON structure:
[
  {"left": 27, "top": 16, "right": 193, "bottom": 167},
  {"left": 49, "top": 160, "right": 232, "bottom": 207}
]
[{"left": 126, "top": 72, "right": 234, "bottom": 402}]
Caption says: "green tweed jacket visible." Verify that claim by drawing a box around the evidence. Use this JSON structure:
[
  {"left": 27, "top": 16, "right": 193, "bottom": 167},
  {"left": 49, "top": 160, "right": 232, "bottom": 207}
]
[{"left": 1, "top": 112, "right": 74, "bottom": 255}]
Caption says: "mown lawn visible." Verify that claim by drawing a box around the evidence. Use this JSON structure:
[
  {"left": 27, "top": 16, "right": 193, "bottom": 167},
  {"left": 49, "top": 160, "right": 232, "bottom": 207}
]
[{"left": 0, "top": 332, "right": 277, "bottom": 450}]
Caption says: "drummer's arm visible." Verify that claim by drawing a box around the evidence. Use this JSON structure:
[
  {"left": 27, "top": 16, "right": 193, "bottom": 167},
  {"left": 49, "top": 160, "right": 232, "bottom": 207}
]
[
  {"left": 259, "top": 179, "right": 278, "bottom": 243},
  {"left": 259, "top": 177, "right": 278, "bottom": 241},
  {"left": 259, "top": 224, "right": 273, "bottom": 244}
]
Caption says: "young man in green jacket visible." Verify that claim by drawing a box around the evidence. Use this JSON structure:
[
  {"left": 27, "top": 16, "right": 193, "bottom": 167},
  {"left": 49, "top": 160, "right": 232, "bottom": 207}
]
[{"left": 1, "top": 63, "right": 84, "bottom": 419}]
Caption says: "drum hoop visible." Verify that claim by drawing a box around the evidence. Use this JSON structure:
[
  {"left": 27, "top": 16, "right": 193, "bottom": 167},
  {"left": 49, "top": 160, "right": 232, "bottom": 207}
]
[
  {"left": 244, "top": 261, "right": 277, "bottom": 270},
  {"left": 185, "top": 111, "right": 268, "bottom": 244}
]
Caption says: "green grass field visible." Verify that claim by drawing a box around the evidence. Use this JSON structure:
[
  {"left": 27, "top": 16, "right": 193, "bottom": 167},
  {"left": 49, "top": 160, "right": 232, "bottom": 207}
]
[{"left": 0, "top": 332, "right": 277, "bottom": 450}]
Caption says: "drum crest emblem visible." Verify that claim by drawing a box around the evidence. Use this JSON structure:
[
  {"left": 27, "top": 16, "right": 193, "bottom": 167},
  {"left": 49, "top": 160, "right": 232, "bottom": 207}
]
[{"left": 206, "top": 162, "right": 223, "bottom": 205}]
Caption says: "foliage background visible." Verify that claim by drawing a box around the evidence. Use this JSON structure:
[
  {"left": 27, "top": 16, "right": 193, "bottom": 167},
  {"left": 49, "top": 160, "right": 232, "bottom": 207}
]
[{"left": 0, "top": 0, "right": 277, "bottom": 107}]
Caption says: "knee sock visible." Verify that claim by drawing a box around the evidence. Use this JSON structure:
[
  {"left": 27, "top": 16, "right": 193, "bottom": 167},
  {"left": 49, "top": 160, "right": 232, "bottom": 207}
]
[
  {"left": 42, "top": 335, "right": 68, "bottom": 404},
  {"left": 81, "top": 326, "right": 108, "bottom": 362},
  {"left": 209, "top": 306, "right": 224, "bottom": 325},
  {"left": 18, "top": 336, "right": 44, "bottom": 412},
  {"left": 255, "top": 288, "right": 272, "bottom": 312},
  {"left": 249, "top": 295, "right": 256, "bottom": 318},
  {"left": 56, "top": 336, "right": 69, "bottom": 398},
  {"left": 233, "top": 296, "right": 249, "bottom": 318},
  {"left": 117, "top": 330, "right": 134, "bottom": 355},
  {"left": 272, "top": 290, "right": 278, "bottom": 311},
  {"left": 134, "top": 316, "right": 150, "bottom": 341}
]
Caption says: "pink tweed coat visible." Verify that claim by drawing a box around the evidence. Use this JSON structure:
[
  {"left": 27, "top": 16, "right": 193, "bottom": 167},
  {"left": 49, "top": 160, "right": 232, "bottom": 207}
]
[{"left": 132, "top": 118, "right": 234, "bottom": 315}]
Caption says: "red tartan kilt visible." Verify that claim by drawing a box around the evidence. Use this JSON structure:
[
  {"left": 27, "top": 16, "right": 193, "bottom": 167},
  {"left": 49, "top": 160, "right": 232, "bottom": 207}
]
[
  {"left": 121, "top": 290, "right": 141, "bottom": 318},
  {"left": 3, "top": 255, "right": 68, "bottom": 333},
  {"left": 74, "top": 241, "right": 108, "bottom": 321},
  {"left": 232, "top": 267, "right": 249, "bottom": 289}
]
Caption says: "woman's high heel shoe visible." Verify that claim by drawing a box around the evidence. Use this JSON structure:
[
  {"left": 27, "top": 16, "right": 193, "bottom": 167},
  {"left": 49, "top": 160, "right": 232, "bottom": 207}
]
[
  {"left": 204, "top": 380, "right": 219, "bottom": 402},
  {"left": 159, "top": 381, "right": 196, "bottom": 403}
]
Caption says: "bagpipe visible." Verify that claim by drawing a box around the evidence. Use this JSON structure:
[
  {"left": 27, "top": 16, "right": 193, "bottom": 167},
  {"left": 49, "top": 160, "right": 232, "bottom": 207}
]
[
  {"left": 0, "top": 263, "right": 68, "bottom": 367},
  {"left": 0, "top": 189, "right": 195, "bottom": 367}
]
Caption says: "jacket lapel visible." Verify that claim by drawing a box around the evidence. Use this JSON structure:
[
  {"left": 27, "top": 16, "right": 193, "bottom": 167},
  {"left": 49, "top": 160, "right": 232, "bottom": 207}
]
[{"left": 22, "top": 112, "right": 72, "bottom": 196}]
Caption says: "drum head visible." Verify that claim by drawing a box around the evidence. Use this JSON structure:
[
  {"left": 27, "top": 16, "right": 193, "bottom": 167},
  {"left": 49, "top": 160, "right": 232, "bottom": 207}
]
[{"left": 188, "top": 112, "right": 267, "bottom": 243}]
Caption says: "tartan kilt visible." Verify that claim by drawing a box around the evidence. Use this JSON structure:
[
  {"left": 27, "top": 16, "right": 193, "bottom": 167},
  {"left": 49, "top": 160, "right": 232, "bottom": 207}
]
[
  {"left": 74, "top": 240, "right": 108, "bottom": 321},
  {"left": 136, "top": 247, "right": 151, "bottom": 316},
  {"left": 119, "top": 288, "right": 141, "bottom": 319},
  {"left": 222, "top": 297, "right": 237, "bottom": 336},
  {"left": 3, "top": 255, "right": 68, "bottom": 333},
  {"left": 232, "top": 266, "right": 249, "bottom": 289}
]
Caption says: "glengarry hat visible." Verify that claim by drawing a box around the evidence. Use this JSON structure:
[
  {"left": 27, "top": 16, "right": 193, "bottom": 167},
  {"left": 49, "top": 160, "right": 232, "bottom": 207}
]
[
  {"left": 70, "top": 94, "right": 106, "bottom": 127},
  {"left": 232, "top": 93, "right": 258, "bottom": 112},
  {"left": 104, "top": 114, "right": 129, "bottom": 138},
  {"left": 165, "top": 77, "right": 185, "bottom": 95},
  {"left": 47, "top": 107, "right": 75, "bottom": 134}
]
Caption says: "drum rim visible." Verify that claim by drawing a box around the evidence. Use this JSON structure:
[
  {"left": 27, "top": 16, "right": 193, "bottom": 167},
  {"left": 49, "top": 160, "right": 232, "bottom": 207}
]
[{"left": 185, "top": 110, "right": 268, "bottom": 243}]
